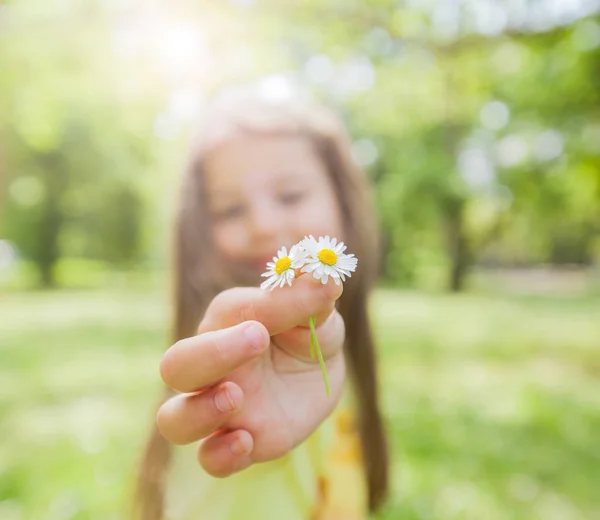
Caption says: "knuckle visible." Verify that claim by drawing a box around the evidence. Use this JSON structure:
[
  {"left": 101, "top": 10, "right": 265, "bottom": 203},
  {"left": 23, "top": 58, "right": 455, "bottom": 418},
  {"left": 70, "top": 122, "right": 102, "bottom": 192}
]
[
  {"left": 302, "top": 284, "right": 332, "bottom": 318},
  {"left": 212, "top": 289, "right": 233, "bottom": 308},
  {"left": 205, "top": 330, "right": 229, "bottom": 366},
  {"left": 186, "top": 395, "right": 215, "bottom": 441},
  {"left": 203, "top": 290, "right": 234, "bottom": 325},
  {"left": 239, "top": 300, "right": 258, "bottom": 324},
  {"left": 293, "top": 289, "right": 313, "bottom": 317}
]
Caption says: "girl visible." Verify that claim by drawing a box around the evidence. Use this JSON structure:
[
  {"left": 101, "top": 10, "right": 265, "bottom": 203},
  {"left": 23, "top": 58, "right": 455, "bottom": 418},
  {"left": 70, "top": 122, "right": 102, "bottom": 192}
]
[{"left": 135, "top": 87, "right": 389, "bottom": 519}]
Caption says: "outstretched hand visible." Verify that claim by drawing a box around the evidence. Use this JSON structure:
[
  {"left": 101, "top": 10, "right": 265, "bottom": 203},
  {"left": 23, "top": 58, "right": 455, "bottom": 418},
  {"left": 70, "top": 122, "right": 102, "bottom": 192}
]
[{"left": 157, "top": 274, "right": 346, "bottom": 477}]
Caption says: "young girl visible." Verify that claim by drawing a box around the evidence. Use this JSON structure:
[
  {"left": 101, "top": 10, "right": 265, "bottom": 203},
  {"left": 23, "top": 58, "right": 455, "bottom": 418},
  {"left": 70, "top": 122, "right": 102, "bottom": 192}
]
[{"left": 135, "top": 87, "right": 389, "bottom": 519}]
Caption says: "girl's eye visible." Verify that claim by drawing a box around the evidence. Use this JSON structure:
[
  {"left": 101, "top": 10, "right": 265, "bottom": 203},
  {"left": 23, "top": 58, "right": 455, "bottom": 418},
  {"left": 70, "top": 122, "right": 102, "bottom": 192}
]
[
  {"left": 213, "top": 205, "right": 245, "bottom": 221},
  {"left": 278, "top": 191, "right": 306, "bottom": 205}
]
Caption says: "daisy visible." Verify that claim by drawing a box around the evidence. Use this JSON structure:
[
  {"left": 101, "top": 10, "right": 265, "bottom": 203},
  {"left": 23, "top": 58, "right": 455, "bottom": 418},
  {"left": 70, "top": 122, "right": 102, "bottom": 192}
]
[
  {"left": 260, "top": 245, "right": 306, "bottom": 291},
  {"left": 301, "top": 235, "right": 358, "bottom": 285}
]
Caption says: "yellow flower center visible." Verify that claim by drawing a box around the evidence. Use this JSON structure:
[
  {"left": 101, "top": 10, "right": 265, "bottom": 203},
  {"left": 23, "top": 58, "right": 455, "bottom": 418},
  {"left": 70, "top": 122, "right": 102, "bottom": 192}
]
[
  {"left": 318, "top": 248, "right": 337, "bottom": 266},
  {"left": 274, "top": 256, "right": 292, "bottom": 274}
]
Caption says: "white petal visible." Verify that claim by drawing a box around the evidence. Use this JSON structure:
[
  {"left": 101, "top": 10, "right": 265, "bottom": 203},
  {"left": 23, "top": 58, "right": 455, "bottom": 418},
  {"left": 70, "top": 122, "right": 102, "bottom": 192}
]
[
  {"left": 302, "top": 237, "right": 319, "bottom": 256},
  {"left": 291, "top": 258, "right": 305, "bottom": 268},
  {"left": 337, "top": 256, "right": 357, "bottom": 270},
  {"left": 315, "top": 264, "right": 325, "bottom": 278},
  {"left": 321, "top": 273, "right": 329, "bottom": 284},
  {"left": 302, "top": 261, "right": 320, "bottom": 273},
  {"left": 336, "top": 262, "right": 356, "bottom": 272},
  {"left": 334, "top": 276, "right": 341, "bottom": 286},
  {"left": 261, "top": 275, "right": 279, "bottom": 291},
  {"left": 326, "top": 265, "right": 339, "bottom": 277},
  {"left": 267, "top": 273, "right": 280, "bottom": 283},
  {"left": 340, "top": 264, "right": 357, "bottom": 273},
  {"left": 291, "top": 247, "right": 306, "bottom": 266}
]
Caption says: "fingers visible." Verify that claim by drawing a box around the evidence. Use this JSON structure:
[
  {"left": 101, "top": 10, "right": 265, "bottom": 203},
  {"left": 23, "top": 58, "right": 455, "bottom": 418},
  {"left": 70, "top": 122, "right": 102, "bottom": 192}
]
[
  {"left": 273, "top": 309, "right": 345, "bottom": 360},
  {"left": 160, "top": 321, "right": 269, "bottom": 393},
  {"left": 157, "top": 382, "right": 244, "bottom": 445},
  {"left": 201, "top": 273, "right": 343, "bottom": 336},
  {"left": 198, "top": 429, "right": 254, "bottom": 478}
]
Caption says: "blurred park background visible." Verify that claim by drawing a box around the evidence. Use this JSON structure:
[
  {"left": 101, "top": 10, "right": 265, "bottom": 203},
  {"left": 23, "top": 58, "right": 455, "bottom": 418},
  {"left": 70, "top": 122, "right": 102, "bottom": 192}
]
[{"left": 1, "top": 1, "right": 600, "bottom": 519}]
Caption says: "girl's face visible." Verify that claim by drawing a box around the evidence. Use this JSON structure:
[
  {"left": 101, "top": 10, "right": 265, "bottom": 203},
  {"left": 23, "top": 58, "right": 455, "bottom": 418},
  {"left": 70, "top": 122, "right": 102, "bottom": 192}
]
[{"left": 204, "top": 133, "right": 344, "bottom": 273}]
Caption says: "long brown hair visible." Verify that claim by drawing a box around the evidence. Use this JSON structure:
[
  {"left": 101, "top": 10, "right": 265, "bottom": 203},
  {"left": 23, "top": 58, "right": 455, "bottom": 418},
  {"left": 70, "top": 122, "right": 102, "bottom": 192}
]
[{"left": 135, "top": 88, "right": 389, "bottom": 518}]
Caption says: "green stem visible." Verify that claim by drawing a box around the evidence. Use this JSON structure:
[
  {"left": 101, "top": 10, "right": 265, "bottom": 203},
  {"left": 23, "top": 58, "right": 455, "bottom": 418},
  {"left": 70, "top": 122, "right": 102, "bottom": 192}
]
[
  {"left": 308, "top": 315, "right": 315, "bottom": 359},
  {"left": 308, "top": 315, "right": 330, "bottom": 396}
]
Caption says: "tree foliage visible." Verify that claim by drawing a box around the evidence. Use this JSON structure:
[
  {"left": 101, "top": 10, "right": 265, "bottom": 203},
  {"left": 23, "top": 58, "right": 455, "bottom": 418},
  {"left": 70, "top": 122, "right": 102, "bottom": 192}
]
[{"left": 1, "top": 1, "right": 598, "bottom": 288}]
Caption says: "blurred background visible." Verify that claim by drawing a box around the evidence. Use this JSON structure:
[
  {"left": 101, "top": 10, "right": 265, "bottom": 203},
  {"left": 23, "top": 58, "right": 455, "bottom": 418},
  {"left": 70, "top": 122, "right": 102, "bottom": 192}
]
[{"left": 1, "top": 0, "right": 600, "bottom": 519}]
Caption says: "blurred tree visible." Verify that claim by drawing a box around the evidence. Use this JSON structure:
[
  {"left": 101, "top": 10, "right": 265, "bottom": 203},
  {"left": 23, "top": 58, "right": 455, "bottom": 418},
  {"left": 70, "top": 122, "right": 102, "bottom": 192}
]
[
  {"left": 0, "top": 0, "right": 598, "bottom": 289},
  {"left": 266, "top": 2, "right": 600, "bottom": 289},
  {"left": 0, "top": 1, "right": 157, "bottom": 286}
]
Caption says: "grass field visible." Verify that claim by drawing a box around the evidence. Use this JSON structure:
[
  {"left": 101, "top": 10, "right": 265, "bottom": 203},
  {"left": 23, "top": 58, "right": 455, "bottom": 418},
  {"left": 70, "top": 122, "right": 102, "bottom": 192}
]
[{"left": 1, "top": 286, "right": 599, "bottom": 520}]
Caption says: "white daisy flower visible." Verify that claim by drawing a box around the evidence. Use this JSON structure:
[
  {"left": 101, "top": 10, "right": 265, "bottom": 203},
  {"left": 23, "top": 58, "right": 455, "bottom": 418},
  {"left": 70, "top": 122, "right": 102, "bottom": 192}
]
[
  {"left": 300, "top": 235, "right": 358, "bottom": 285},
  {"left": 260, "top": 245, "right": 306, "bottom": 291}
]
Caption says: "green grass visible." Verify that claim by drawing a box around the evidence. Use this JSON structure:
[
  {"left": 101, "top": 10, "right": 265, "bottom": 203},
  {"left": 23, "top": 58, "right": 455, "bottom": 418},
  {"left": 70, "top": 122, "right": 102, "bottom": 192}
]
[
  {"left": 372, "top": 290, "right": 600, "bottom": 520},
  {"left": 1, "top": 288, "right": 599, "bottom": 519}
]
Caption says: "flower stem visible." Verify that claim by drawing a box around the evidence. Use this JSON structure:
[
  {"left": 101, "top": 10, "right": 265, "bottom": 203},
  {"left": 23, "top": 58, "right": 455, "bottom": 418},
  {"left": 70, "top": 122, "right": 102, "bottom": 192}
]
[
  {"left": 308, "top": 315, "right": 315, "bottom": 359},
  {"left": 308, "top": 315, "right": 330, "bottom": 396}
]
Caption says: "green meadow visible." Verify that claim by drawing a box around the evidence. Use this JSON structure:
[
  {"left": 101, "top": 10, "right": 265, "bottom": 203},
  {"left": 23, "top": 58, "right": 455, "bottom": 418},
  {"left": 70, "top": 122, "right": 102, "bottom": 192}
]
[{"left": 1, "top": 285, "right": 599, "bottom": 519}]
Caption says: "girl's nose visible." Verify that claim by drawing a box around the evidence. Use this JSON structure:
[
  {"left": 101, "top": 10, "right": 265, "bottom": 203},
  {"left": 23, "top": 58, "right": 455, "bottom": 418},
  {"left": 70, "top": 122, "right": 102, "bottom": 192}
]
[{"left": 248, "top": 201, "right": 285, "bottom": 240}]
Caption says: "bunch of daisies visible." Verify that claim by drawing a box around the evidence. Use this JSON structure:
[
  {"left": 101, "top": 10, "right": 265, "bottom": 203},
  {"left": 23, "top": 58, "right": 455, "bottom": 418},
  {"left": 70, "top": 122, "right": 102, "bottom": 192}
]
[
  {"left": 260, "top": 235, "right": 357, "bottom": 291},
  {"left": 259, "top": 236, "right": 358, "bottom": 395}
]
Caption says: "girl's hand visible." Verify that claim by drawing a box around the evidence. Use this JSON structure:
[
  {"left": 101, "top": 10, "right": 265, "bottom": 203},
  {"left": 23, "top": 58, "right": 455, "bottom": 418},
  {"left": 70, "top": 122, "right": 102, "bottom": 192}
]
[{"left": 157, "top": 274, "right": 345, "bottom": 477}]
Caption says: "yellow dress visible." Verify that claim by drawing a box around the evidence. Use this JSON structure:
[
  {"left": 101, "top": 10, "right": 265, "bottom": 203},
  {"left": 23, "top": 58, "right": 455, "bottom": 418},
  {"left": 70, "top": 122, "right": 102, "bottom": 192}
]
[{"left": 164, "top": 391, "right": 367, "bottom": 520}]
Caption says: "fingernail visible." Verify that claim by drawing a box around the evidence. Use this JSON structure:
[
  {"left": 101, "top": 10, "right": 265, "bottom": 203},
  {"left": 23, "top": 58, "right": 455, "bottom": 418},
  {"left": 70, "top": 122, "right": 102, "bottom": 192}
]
[
  {"left": 244, "top": 322, "right": 267, "bottom": 351},
  {"left": 230, "top": 437, "right": 249, "bottom": 456},
  {"left": 215, "top": 386, "right": 236, "bottom": 413}
]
